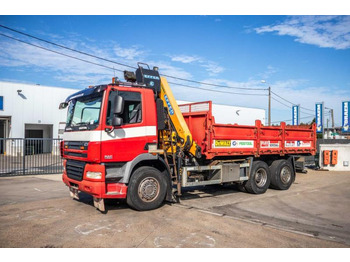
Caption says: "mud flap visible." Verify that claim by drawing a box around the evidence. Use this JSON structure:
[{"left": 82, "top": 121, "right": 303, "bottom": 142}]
[
  {"left": 93, "top": 197, "right": 105, "bottom": 212},
  {"left": 289, "top": 156, "right": 297, "bottom": 181},
  {"left": 69, "top": 187, "right": 79, "bottom": 200}
]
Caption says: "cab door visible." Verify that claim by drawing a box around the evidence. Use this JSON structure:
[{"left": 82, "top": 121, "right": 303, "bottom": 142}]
[{"left": 100, "top": 88, "right": 157, "bottom": 162}]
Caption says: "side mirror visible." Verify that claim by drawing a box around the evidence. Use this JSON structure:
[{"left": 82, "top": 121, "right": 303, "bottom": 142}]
[
  {"left": 112, "top": 116, "right": 123, "bottom": 126},
  {"left": 59, "top": 102, "right": 68, "bottom": 109},
  {"left": 113, "top": 95, "right": 124, "bottom": 115}
]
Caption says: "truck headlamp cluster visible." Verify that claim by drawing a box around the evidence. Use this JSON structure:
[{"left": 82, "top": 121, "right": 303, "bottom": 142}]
[{"left": 86, "top": 171, "right": 102, "bottom": 179}]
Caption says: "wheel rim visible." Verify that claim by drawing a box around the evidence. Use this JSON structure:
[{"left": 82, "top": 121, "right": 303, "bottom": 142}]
[
  {"left": 138, "top": 177, "right": 160, "bottom": 202},
  {"left": 280, "top": 166, "right": 292, "bottom": 185},
  {"left": 255, "top": 168, "right": 268, "bottom": 187}
]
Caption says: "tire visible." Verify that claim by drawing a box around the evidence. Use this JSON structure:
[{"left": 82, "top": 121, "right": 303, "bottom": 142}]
[
  {"left": 269, "top": 159, "right": 294, "bottom": 190},
  {"left": 244, "top": 160, "right": 271, "bottom": 194},
  {"left": 127, "top": 166, "right": 167, "bottom": 211}
]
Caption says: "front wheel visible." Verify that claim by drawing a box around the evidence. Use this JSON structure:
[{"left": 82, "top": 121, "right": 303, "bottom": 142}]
[
  {"left": 127, "top": 166, "right": 167, "bottom": 211},
  {"left": 244, "top": 160, "right": 271, "bottom": 194}
]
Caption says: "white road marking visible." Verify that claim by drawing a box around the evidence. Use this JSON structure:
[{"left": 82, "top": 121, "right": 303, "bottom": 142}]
[
  {"left": 74, "top": 220, "right": 131, "bottom": 236},
  {"left": 154, "top": 233, "right": 216, "bottom": 248},
  {"left": 20, "top": 208, "right": 66, "bottom": 221},
  {"left": 197, "top": 209, "right": 224, "bottom": 217}
]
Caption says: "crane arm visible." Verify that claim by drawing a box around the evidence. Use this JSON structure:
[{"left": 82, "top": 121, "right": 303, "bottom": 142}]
[{"left": 159, "top": 77, "right": 201, "bottom": 159}]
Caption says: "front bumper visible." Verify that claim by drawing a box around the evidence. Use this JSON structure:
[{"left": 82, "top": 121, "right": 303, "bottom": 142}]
[{"left": 62, "top": 162, "right": 127, "bottom": 199}]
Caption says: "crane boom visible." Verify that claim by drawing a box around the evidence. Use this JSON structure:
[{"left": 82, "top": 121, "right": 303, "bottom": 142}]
[{"left": 159, "top": 77, "right": 201, "bottom": 159}]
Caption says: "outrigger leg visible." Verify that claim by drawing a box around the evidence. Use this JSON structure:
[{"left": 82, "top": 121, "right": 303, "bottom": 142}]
[{"left": 93, "top": 197, "right": 105, "bottom": 212}]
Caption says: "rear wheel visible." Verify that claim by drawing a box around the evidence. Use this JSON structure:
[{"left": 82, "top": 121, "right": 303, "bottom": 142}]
[
  {"left": 127, "top": 166, "right": 167, "bottom": 211},
  {"left": 269, "top": 159, "right": 294, "bottom": 190},
  {"left": 244, "top": 160, "right": 271, "bottom": 194}
]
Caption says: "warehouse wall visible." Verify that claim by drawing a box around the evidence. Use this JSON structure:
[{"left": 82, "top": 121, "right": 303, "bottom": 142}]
[{"left": 0, "top": 81, "right": 77, "bottom": 138}]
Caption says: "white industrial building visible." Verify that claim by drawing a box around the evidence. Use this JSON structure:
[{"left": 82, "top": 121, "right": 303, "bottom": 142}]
[
  {"left": 0, "top": 81, "right": 74, "bottom": 140},
  {"left": 0, "top": 81, "right": 266, "bottom": 155}
]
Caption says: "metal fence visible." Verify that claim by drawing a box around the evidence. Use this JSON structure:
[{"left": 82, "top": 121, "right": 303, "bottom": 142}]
[{"left": 0, "top": 138, "right": 63, "bottom": 176}]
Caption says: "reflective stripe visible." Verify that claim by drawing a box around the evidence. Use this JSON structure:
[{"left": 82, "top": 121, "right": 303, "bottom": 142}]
[{"left": 63, "top": 126, "right": 157, "bottom": 142}]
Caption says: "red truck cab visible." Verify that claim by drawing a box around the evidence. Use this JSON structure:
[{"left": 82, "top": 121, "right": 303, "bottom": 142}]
[{"left": 61, "top": 83, "right": 161, "bottom": 209}]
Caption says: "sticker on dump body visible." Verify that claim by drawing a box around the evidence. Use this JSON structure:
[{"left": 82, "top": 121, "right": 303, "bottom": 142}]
[
  {"left": 213, "top": 140, "right": 254, "bottom": 148},
  {"left": 285, "top": 141, "right": 312, "bottom": 147},
  {"left": 260, "top": 141, "right": 280, "bottom": 148}
]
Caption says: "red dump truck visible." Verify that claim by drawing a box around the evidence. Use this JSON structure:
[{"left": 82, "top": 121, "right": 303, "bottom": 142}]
[{"left": 60, "top": 64, "right": 316, "bottom": 212}]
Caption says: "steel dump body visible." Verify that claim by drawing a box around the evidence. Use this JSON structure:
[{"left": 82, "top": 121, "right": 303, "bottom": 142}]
[{"left": 179, "top": 101, "right": 317, "bottom": 159}]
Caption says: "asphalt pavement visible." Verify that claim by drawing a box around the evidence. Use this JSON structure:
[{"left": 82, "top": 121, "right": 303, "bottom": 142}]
[{"left": 0, "top": 170, "right": 349, "bottom": 248}]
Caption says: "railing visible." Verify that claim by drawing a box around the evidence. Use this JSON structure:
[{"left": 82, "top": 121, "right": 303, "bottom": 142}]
[{"left": 0, "top": 138, "right": 63, "bottom": 176}]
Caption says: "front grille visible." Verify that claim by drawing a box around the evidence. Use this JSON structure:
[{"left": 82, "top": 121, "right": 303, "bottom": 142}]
[
  {"left": 65, "top": 152, "right": 88, "bottom": 158},
  {"left": 66, "top": 160, "right": 85, "bottom": 181},
  {"left": 65, "top": 141, "right": 89, "bottom": 150}
]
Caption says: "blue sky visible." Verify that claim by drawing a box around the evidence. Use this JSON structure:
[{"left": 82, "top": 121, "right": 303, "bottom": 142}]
[{"left": 0, "top": 15, "right": 349, "bottom": 126}]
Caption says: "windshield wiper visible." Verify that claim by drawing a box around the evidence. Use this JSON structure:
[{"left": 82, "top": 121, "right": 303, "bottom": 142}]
[
  {"left": 74, "top": 122, "right": 89, "bottom": 126},
  {"left": 68, "top": 121, "right": 98, "bottom": 128}
]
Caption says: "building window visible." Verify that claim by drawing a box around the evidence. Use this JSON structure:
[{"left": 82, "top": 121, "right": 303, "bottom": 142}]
[{"left": 0, "top": 96, "right": 3, "bottom": 110}]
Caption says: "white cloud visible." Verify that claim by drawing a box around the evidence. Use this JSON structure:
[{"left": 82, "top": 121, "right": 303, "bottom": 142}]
[
  {"left": 202, "top": 62, "right": 224, "bottom": 75},
  {"left": 152, "top": 61, "right": 193, "bottom": 79},
  {"left": 171, "top": 55, "right": 200, "bottom": 64},
  {"left": 267, "top": 79, "right": 349, "bottom": 125},
  {"left": 170, "top": 53, "right": 225, "bottom": 76},
  {"left": 255, "top": 16, "right": 350, "bottom": 50},
  {"left": 0, "top": 38, "right": 116, "bottom": 86},
  {"left": 114, "top": 44, "right": 144, "bottom": 60},
  {"left": 259, "top": 65, "right": 278, "bottom": 80}
]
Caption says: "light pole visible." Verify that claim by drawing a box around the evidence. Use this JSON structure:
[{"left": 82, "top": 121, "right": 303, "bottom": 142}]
[
  {"left": 325, "top": 106, "right": 334, "bottom": 138},
  {"left": 261, "top": 80, "right": 271, "bottom": 126}
]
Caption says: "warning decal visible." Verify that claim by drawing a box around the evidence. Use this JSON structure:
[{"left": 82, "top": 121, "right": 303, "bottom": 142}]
[{"left": 213, "top": 140, "right": 254, "bottom": 148}]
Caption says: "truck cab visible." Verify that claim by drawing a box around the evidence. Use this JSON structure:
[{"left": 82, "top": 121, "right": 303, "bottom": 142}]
[{"left": 61, "top": 77, "right": 168, "bottom": 211}]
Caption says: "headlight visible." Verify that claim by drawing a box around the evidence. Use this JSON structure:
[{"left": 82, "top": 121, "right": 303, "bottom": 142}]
[{"left": 86, "top": 171, "right": 102, "bottom": 179}]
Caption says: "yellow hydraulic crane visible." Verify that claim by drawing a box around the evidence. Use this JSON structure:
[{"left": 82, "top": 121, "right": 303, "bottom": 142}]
[{"left": 159, "top": 77, "right": 201, "bottom": 159}]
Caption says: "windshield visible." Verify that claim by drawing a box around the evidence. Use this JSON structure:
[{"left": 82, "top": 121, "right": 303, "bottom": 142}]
[{"left": 66, "top": 93, "right": 103, "bottom": 129}]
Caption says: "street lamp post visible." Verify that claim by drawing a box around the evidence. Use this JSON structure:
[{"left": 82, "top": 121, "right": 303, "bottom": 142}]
[{"left": 325, "top": 107, "right": 334, "bottom": 139}]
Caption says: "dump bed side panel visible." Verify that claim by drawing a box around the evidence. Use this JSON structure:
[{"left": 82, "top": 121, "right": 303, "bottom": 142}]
[
  {"left": 180, "top": 101, "right": 316, "bottom": 159},
  {"left": 210, "top": 123, "right": 258, "bottom": 157},
  {"left": 283, "top": 124, "right": 317, "bottom": 155},
  {"left": 259, "top": 124, "right": 284, "bottom": 155}
]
